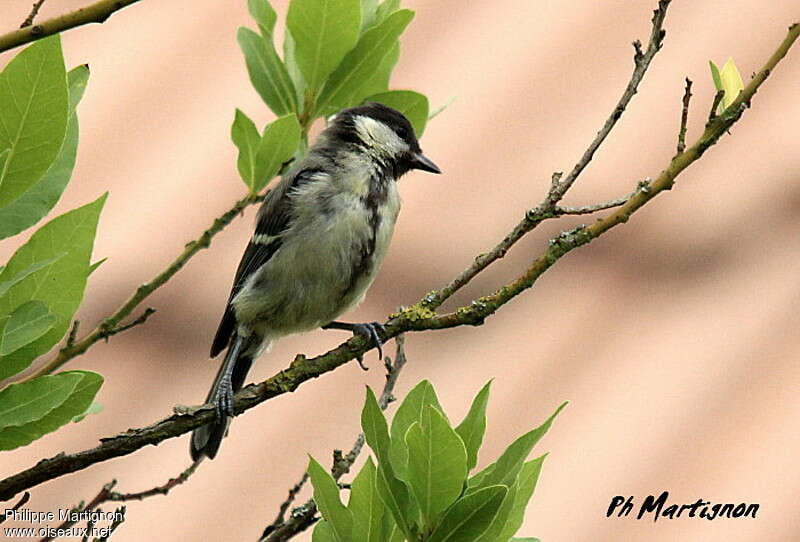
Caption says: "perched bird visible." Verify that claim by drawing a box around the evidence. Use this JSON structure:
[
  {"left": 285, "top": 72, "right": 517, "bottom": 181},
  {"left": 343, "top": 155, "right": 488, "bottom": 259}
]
[{"left": 191, "top": 103, "right": 441, "bottom": 460}]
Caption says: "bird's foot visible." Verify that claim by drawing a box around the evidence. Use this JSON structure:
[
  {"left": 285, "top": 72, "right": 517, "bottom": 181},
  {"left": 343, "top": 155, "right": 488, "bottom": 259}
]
[
  {"left": 213, "top": 375, "right": 235, "bottom": 420},
  {"left": 350, "top": 322, "right": 386, "bottom": 369},
  {"left": 323, "top": 320, "right": 386, "bottom": 370}
]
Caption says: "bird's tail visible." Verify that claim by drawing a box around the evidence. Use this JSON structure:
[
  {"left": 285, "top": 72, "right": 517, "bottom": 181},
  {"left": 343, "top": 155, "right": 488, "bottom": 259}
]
[{"left": 190, "top": 336, "right": 254, "bottom": 460}]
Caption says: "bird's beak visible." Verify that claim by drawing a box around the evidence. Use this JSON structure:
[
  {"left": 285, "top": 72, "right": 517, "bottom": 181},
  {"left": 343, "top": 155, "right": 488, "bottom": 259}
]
[{"left": 411, "top": 152, "right": 442, "bottom": 174}]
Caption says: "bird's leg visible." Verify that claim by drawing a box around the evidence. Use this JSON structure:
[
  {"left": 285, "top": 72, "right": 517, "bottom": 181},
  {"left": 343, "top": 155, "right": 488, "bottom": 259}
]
[
  {"left": 322, "top": 321, "right": 387, "bottom": 369},
  {"left": 212, "top": 337, "right": 243, "bottom": 420},
  {"left": 213, "top": 371, "right": 234, "bottom": 420}
]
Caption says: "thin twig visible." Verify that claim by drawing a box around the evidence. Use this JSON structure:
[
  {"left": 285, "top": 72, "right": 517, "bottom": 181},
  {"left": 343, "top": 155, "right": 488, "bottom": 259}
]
[
  {"left": 1, "top": 0, "right": 142, "bottom": 54},
  {"left": 38, "top": 462, "right": 198, "bottom": 541},
  {"left": 19, "top": 192, "right": 265, "bottom": 384},
  {"left": 99, "top": 308, "right": 155, "bottom": 342},
  {"left": 267, "top": 473, "right": 309, "bottom": 532},
  {"left": 259, "top": 336, "right": 408, "bottom": 542},
  {"left": 94, "top": 506, "right": 126, "bottom": 541},
  {"left": 547, "top": 0, "right": 671, "bottom": 204},
  {"left": 1, "top": 14, "right": 797, "bottom": 507},
  {"left": 20, "top": 0, "right": 47, "bottom": 28},
  {"left": 81, "top": 515, "right": 95, "bottom": 542},
  {"left": 421, "top": 0, "right": 673, "bottom": 311},
  {"left": 107, "top": 459, "right": 201, "bottom": 501},
  {"left": 40, "top": 481, "right": 117, "bottom": 542},
  {"left": 553, "top": 187, "right": 641, "bottom": 216},
  {"left": 676, "top": 77, "right": 693, "bottom": 154},
  {"left": 707, "top": 89, "right": 725, "bottom": 124},
  {"left": 0, "top": 491, "right": 30, "bottom": 523}
]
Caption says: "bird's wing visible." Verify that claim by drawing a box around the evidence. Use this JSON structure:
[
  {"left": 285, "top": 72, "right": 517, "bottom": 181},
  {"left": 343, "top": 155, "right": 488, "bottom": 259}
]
[{"left": 209, "top": 168, "right": 326, "bottom": 357}]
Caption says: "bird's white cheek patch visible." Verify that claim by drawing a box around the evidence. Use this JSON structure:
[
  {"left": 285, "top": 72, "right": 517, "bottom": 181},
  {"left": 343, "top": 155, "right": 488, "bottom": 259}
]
[{"left": 354, "top": 115, "right": 408, "bottom": 156}]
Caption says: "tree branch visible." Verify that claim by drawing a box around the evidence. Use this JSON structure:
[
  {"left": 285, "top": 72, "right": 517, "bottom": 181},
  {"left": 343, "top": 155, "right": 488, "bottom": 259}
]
[
  {"left": 0, "top": 491, "right": 29, "bottom": 523},
  {"left": 1, "top": 11, "right": 795, "bottom": 509},
  {"left": 547, "top": 0, "right": 671, "bottom": 205},
  {"left": 420, "top": 0, "right": 672, "bottom": 312},
  {"left": 40, "top": 481, "right": 116, "bottom": 542},
  {"left": 0, "top": 0, "right": 142, "bottom": 54},
  {"left": 107, "top": 459, "right": 201, "bottom": 501},
  {"left": 19, "top": 193, "right": 265, "bottom": 384},
  {"left": 676, "top": 77, "right": 693, "bottom": 154},
  {"left": 20, "top": 0, "right": 48, "bottom": 28}
]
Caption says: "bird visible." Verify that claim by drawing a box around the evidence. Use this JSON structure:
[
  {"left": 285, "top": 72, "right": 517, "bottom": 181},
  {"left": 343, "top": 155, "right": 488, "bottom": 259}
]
[{"left": 190, "top": 102, "right": 441, "bottom": 460}]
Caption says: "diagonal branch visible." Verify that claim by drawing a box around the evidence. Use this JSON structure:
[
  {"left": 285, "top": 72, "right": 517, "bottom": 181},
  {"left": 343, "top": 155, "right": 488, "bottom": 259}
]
[
  {"left": 1, "top": 13, "right": 796, "bottom": 509},
  {"left": 421, "top": 0, "right": 672, "bottom": 311},
  {"left": 20, "top": 0, "right": 48, "bottom": 28},
  {"left": 676, "top": 77, "right": 693, "bottom": 154},
  {"left": 548, "top": 0, "right": 671, "bottom": 205},
  {"left": 18, "top": 192, "right": 265, "bottom": 384},
  {"left": 0, "top": 0, "right": 142, "bottom": 54}
]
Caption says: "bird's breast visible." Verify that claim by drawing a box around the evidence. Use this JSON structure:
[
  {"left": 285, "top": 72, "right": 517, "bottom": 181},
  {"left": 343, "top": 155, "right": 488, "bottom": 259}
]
[{"left": 235, "top": 178, "right": 401, "bottom": 334}]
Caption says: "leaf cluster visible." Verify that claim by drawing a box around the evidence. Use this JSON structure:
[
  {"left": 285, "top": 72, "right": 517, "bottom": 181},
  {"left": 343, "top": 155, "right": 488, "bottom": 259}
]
[
  {"left": 231, "top": 0, "right": 431, "bottom": 194},
  {"left": 308, "top": 380, "right": 565, "bottom": 542},
  {"left": 0, "top": 37, "right": 104, "bottom": 450}
]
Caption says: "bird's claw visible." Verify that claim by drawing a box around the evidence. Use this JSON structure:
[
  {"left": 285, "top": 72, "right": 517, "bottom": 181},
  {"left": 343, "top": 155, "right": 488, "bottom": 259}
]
[
  {"left": 351, "top": 321, "right": 386, "bottom": 369},
  {"left": 213, "top": 376, "right": 235, "bottom": 420}
]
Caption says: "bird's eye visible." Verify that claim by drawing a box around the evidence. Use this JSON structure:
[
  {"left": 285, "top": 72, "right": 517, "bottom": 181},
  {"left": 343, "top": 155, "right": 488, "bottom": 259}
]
[{"left": 396, "top": 126, "right": 409, "bottom": 140}]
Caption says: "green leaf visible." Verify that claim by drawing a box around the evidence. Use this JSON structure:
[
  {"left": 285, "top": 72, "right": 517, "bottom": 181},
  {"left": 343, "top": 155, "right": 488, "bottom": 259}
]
[
  {"left": 67, "top": 64, "right": 90, "bottom": 110},
  {"left": 382, "top": 514, "right": 404, "bottom": 542},
  {"left": 0, "top": 35, "right": 68, "bottom": 208},
  {"left": 454, "top": 380, "right": 492, "bottom": 472},
  {"left": 718, "top": 58, "right": 744, "bottom": 110},
  {"left": 361, "top": 0, "right": 379, "bottom": 31},
  {"left": 0, "top": 66, "right": 89, "bottom": 240},
  {"left": 231, "top": 109, "right": 261, "bottom": 188},
  {"left": 709, "top": 60, "right": 722, "bottom": 91},
  {"left": 709, "top": 58, "right": 745, "bottom": 114},
  {"left": 248, "top": 0, "right": 277, "bottom": 33},
  {"left": 366, "top": 90, "right": 429, "bottom": 137},
  {"left": 362, "top": 386, "right": 391, "bottom": 462},
  {"left": 286, "top": 0, "right": 362, "bottom": 93},
  {"left": 361, "top": 386, "right": 416, "bottom": 539},
  {"left": 238, "top": 27, "right": 298, "bottom": 116},
  {"left": 253, "top": 114, "right": 301, "bottom": 192},
  {"left": 0, "top": 194, "right": 106, "bottom": 380},
  {"left": 316, "top": 9, "right": 414, "bottom": 114},
  {"left": 0, "top": 372, "right": 82, "bottom": 428},
  {"left": 375, "top": 462, "right": 416, "bottom": 541},
  {"left": 0, "top": 301, "right": 57, "bottom": 355},
  {"left": 71, "top": 400, "right": 103, "bottom": 423},
  {"left": 473, "top": 480, "right": 516, "bottom": 542},
  {"left": 389, "top": 379, "right": 445, "bottom": 478},
  {"left": 375, "top": 0, "right": 401, "bottom": 24},
  {"left": 349, "top": 457, "right": 385, "bottom": 541},
  {"left": 0, "top": 370, "right": 102, "bottom": 451},
  {"left": 308, "top": 456, "right": 353, "bottom": 542},
  {"left": 0, "top": 255, "right": 65, "bottom": 298},
  {"left": 358, "top": 42, "right": 400, "bottom": 101},
  {"left": 312, "top": 520, "right": 337, "bottom": 542},
  {"left": 429, "top": 96, "right": 456, "bottom": 121},
  {"left": 427, "top": 485, "right": 508, "bottom": 542},
  {"left": 283, "top": 30, "right": 306, "bottom": 109},
  {"left": 510, "top": 539, "right": 540, "bottom": 542},
  {"left": 470, "top": 403, "right": 565, "bottom": 493},
  {"left": 88, "top": 258, "right": 107, "bottom": 275},
  {"left": 496, "top": 456, "right": 546, "bottom": 542},
  {"left": 404, "top": 406, "right": 468, "bottom": 527},
  {"left": 469, "top": 403, "right": 567, "bottom": 498}
]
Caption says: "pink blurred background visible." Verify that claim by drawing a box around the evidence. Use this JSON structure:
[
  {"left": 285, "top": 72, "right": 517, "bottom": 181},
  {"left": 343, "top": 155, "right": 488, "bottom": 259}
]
[{"left": 2, "top": 1, "right": 799, "bottom": 540}]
